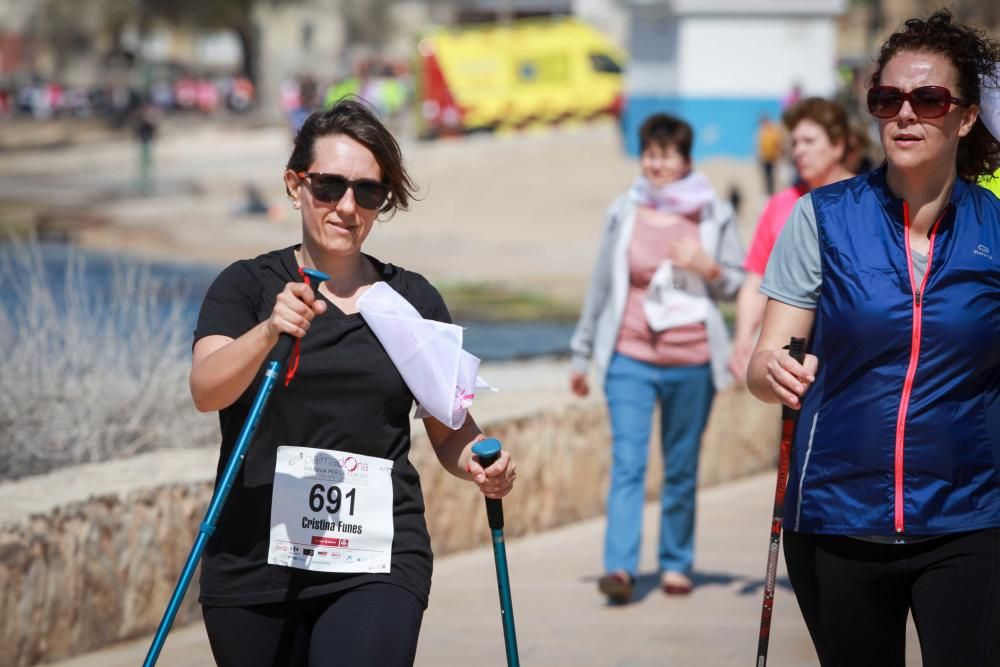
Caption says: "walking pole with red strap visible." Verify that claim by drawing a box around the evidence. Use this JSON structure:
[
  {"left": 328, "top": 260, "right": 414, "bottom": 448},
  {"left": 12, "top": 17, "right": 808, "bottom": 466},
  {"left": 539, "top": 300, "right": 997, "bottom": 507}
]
[
  {"left": 755, "top": 336, "right": 807, "bottom": 667},
  {"left": 143, "top": 267, "right": 329, "bottom": 667}
]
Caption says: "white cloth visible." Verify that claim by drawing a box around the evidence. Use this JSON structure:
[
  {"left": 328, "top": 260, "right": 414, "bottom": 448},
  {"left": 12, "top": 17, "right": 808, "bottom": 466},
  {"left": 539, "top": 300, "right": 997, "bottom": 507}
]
[
  {"left": 981, "top": 65, "right": 1000, "bottom": 142},
  {"left": 356, "top": 282, "right": 494, "bottom": 429},
  {"left": 644, "top": 260, "right": 712, "bottom": 331}
]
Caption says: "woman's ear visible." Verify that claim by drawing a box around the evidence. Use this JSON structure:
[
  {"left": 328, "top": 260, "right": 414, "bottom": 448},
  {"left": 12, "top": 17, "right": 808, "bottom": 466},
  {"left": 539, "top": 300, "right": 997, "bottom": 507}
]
[
  {"left": 834, "top": 138, "right": 847, "bottom": 163},
  {"left": 958, "top": 103, "right": 980, "bottom": 138},
  {"left": 283, "top": 169, "right": 302, "bottom": 202}
]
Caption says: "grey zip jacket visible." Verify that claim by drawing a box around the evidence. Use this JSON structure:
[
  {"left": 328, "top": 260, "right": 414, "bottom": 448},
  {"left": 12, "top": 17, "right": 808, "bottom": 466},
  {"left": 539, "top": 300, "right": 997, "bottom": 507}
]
[{"left": 569, "top": 192, "right": 745, "bottom": 391}]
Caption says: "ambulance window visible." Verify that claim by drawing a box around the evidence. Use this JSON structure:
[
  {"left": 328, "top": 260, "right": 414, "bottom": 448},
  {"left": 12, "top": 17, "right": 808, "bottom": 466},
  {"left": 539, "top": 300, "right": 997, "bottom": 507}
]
[{"left": 590, "top": 53, "right": 622, "bottom": 74}]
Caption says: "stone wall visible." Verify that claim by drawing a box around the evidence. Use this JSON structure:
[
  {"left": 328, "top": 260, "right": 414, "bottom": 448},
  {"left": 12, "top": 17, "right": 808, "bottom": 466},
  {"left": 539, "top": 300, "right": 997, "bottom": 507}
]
[{"left": 0, "top": 386, "right": 779, "bottom": 666}]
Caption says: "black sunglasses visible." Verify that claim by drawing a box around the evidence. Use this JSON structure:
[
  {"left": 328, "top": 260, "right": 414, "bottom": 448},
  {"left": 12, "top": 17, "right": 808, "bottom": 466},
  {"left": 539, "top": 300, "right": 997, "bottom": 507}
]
[
  {"left": 297, "top": 172, "right": 390, "bottom": 210},
  {"left": 867, "top": 85, "right": 969, "bottom": 119}
]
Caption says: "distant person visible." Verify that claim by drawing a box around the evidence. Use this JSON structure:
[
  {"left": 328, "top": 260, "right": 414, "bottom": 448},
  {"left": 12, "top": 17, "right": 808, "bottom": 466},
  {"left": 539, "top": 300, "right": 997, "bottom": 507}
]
[
  {"left": 234, "top": 182, "right": 270, "bottom": 216},
  {"left": 174, "top": 77, "right": 197, "bottom": 111},
  {"left": 980, "top": 67, "right": 999, "bottom": 197},
  {"left": 289, "top": 76, "right": 320, "bottom": 137},
  {"left": 781, "top": 82, "right": 803, "bottom": 111},
  {"left": 756, "top": 115, "right": 784, "bottom": 195},
  {"left": 569, "top": 113, "right": 745, "bottom": 603},
  {"left": 228, "top": 76, "right": 254, "bottom": 113},
  {"left": 279, "top": 77, "right": 301, "bottom": 116},
  {"left": 195, "top": 79, "right": 220, "bottom": 114},
  {"left": 191, "top": 100, "right": 516, "bottom": 666},
  {"left": 134, "top": 103, "right": 159, "bottom": 196},
  {"left": 729, "top": 98, "right": 854, "bottom": 381},
  {"left": 747, "top": 11, "right": 1000, "bottom": 665},
  {"left": 982, "top": 167, "right": 1000, "bottom": 197},
  {"left": 324, "top": 72, "right": 361, "bottom": 109}
]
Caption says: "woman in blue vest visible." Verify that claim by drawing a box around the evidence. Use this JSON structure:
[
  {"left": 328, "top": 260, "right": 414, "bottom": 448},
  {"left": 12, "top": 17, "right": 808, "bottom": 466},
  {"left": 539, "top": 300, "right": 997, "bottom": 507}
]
[{"left": 747, "top": 10, "right": 1000, "bottom": 667}]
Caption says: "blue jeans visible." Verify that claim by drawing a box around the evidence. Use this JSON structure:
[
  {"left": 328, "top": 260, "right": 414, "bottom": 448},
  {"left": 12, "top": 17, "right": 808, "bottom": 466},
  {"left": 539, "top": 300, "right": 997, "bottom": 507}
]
[{"left": 603, "top": 353, "right": 715, "bottom": 576}]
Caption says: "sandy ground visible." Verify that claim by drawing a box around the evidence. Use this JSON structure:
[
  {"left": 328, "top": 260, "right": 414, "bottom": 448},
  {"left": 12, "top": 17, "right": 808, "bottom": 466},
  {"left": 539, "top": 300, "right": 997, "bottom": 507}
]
[{"left": 0, "top": 119, "right": 771, "bottom": 304}]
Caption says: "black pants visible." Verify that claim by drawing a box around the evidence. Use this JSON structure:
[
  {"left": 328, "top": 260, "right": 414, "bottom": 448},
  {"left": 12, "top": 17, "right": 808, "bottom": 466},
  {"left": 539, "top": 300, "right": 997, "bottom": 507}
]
[
  {"left": 202, "top": 582, "right": 424, "bottom": 667},
  {"left": 784, "top": 528, "right": 1000, "bottom": 667},
  {"left": 761, "top": 160, "right": 776, "bottom": 196}
]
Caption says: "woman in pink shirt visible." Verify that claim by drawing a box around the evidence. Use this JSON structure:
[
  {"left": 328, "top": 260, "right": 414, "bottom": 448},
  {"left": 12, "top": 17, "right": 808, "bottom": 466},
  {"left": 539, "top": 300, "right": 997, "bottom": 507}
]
[
  {"left": 569, "top": 114, "right": 745, "bottom": 602},
  {"left": 729, "top": 98, "right": 856, "bottom": 380}
]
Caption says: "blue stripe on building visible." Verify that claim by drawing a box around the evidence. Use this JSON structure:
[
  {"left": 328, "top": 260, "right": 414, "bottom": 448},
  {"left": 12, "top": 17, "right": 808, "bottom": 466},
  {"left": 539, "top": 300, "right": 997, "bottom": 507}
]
[{"left": 622, "top": 96, "right": 783, "bottom": 160}]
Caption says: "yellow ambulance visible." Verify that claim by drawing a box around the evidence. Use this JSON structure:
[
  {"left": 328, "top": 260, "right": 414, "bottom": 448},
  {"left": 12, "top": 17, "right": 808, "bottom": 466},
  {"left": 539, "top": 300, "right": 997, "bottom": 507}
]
[{"left": 415, "top": 17, "right": 626, "bottom": 137}]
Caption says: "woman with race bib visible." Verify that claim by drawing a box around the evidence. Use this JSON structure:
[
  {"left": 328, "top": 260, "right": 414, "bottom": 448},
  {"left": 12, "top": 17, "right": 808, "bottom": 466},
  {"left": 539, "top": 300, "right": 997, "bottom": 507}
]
[{"left": 190, "top": 99, "right": 516, "bottom": 666}]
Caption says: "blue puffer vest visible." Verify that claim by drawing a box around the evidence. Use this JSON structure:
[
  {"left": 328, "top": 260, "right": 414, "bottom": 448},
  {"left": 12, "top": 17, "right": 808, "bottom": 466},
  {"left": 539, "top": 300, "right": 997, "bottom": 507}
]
[{"left": 787, "top": 168, "right": 1000, "bottom": 536}]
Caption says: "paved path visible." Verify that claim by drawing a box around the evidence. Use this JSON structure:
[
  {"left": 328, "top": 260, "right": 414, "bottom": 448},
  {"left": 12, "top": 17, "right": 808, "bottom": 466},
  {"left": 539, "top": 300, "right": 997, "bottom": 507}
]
[{"left": 51, "top": 472, "right": 921, "bottom": 667}]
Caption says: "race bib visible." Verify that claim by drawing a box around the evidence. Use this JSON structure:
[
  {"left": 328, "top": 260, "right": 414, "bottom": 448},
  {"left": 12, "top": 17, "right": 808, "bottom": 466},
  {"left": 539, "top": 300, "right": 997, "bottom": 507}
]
[{"left": 268, "top": 446, "right": 394, "bottom": 574}]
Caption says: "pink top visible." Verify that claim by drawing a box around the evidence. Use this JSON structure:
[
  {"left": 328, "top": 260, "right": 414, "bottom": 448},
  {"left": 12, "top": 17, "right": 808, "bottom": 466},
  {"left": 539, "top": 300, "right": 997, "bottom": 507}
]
[
  {"left": 744, "top": 182, "right": 809, "bottom": 275},
  {"left": 615, "top": 207, "right": 710, "bottom": 366}
]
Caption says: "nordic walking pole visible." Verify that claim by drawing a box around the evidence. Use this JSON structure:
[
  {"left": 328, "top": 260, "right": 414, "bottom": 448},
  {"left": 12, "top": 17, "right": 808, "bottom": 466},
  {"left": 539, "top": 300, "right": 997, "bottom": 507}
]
[
  {"left": 471, "top": 438, "right": 520, "bottom": 667},
  {"left": 755, "top": 336, "right": 807, "bottom": 667},
  {"left": 143, "top": 267, "right": 329, "bottom": 667}
]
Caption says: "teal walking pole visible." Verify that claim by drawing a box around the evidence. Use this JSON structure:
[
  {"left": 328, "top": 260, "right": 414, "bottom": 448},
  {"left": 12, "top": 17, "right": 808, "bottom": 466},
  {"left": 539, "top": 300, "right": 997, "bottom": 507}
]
[
  {"left": 471, "top": 438, "right": 520, "bottom": 667},
  {"left": 143, "top": 268, "right": 329, "bottom": 667}
]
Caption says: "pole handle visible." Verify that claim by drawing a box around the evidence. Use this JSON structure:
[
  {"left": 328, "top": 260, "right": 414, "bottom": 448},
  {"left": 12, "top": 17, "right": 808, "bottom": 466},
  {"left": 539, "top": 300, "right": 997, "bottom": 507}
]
[
  {"left": 787, "top": 336, "right": 806, "bottom": 364},
  {"left": 472, "top": 438, "right": 505, "bottom": 530},
  {"left": 266, "top": 267, "right": 329, "bottom": 366},
  {"left": 782, "top": 336, "right": 807, "bottom": 420}
]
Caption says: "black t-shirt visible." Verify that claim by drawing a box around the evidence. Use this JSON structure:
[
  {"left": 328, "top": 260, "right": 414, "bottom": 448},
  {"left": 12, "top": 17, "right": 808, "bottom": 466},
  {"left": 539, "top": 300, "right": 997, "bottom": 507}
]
[{"left": 193, "top": 246, "right": 451, "bottom": 608}]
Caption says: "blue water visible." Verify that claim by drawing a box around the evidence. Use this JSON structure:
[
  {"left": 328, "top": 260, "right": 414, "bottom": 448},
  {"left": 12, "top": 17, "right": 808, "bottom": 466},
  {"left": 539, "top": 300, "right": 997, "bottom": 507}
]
[{"left": 0, "top": 242, "right": 574, "bottom": 362}]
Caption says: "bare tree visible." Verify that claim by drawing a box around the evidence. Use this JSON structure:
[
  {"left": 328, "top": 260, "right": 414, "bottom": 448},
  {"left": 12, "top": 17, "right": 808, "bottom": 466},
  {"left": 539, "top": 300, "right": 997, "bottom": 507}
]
[
  {"left": 29, "top": 0, "right": 133, "bottom": 78},
  {"left": 145, "top": 0, "right": 262, "bottom": 83}
]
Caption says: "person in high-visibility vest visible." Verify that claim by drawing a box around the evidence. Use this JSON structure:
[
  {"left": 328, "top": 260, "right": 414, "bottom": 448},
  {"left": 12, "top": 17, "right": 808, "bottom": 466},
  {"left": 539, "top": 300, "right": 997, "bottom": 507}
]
[{"left": 981, "top": 167, "right": 1000, "bottom": 197}]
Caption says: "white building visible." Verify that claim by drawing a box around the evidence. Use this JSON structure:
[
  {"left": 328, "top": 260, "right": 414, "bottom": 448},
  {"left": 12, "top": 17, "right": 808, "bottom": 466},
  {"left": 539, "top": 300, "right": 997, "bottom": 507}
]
[{"left": 621, "top": 0, "right": 846, "bottom": 159}]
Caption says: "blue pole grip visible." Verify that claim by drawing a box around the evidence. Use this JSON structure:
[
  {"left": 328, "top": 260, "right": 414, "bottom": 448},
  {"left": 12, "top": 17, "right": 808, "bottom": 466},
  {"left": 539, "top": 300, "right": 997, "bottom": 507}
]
[{"left": 266, "top": 267, "right": 329, "bottom": 367}]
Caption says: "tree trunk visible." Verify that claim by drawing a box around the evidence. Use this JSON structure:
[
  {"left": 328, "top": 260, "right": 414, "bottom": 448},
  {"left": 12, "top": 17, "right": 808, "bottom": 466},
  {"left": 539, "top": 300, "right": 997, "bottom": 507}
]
[{"left": 235, "top": 20, "right": 260, "bottom": 87}]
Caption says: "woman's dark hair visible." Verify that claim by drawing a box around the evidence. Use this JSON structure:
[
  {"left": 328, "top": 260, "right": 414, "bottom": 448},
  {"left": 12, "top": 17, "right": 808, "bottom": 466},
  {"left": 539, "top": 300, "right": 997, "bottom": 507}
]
[
  {"left": 286, "top": 98, "right": 416, "bottom": 215},
  {"left": 869, "top": 8, "right": 1000, "bottom": 180},
  {"left": 639, "top": 113, "right": 694, "bottom": 161},
  {"left": 782, "top": 97, "right": 851, "bottom": 152}
]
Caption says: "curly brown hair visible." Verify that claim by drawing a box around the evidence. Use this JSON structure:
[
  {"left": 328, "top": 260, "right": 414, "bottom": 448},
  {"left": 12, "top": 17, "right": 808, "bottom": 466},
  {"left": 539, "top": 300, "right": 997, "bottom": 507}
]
[{"left": 869, "top": 8, "right": 1000, "bottom": 180}]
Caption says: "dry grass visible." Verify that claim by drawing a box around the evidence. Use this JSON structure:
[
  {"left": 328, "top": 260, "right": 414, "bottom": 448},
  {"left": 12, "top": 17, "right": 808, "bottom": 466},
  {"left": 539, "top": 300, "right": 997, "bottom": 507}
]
[{"left": 0, "top": 237, "right": 215, "bottom": 481}]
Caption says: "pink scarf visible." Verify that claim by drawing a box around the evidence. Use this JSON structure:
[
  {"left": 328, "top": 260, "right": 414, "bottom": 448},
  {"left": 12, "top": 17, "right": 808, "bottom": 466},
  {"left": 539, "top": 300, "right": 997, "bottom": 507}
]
[{"left": 628, "top": 171, "right": 716, "bottom": 216}]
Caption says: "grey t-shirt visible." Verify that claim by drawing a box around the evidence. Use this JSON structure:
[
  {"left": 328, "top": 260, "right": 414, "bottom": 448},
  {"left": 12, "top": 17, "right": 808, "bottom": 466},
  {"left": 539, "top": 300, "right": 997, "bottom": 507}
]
[{"left": 760, "top": 193, "right": 928, "bottom": 308}]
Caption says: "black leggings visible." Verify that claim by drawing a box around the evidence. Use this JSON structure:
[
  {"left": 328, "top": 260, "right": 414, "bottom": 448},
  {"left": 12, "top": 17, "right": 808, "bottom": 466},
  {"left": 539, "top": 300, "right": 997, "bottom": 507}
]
[
  {"left": 783, "top": 528, "right": 1000, "bottom": 667},
  {"left": 202, "top": 582, "right": 424, "bottom": 667}
]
